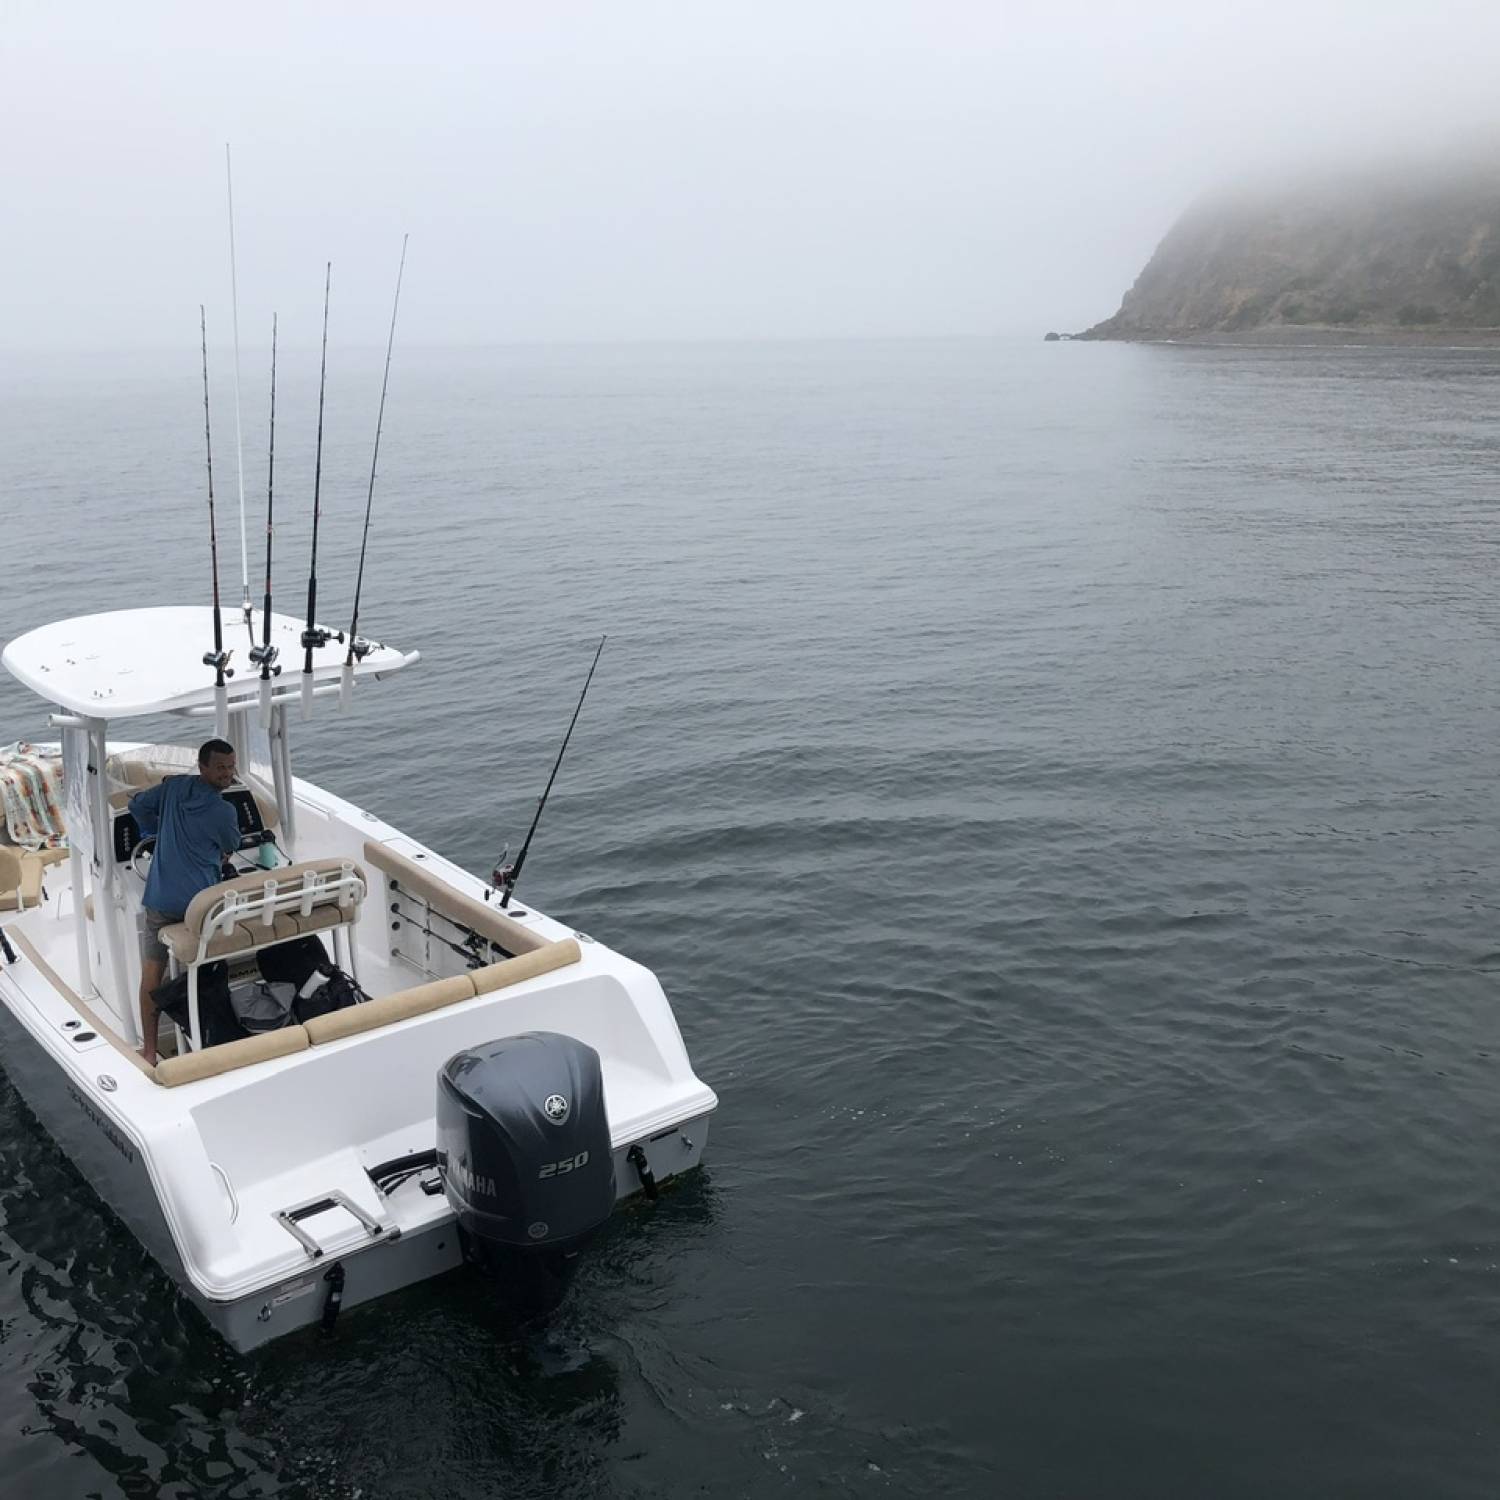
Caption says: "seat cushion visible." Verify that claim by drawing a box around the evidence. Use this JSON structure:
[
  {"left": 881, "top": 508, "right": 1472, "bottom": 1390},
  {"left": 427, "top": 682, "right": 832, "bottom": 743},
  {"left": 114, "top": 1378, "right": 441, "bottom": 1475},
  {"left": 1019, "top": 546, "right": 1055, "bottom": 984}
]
[
  {"left": 163, "top": 910, "right": 304, "bottom": 965},
  {"left": 290, "top": 905, "right": 343, "bottom": 937},
  {"left": 182, "top": 858, "right": 367, "bottom": 936},
  {"left": 0, "top": 850, "right": 44, "bottom": 912}
]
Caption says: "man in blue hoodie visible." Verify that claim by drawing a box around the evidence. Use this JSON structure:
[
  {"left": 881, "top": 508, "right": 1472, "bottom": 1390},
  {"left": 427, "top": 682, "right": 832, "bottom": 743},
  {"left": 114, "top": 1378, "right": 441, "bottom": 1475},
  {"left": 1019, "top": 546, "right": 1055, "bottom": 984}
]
[{"left": 129, "top": 739, "right": 243, "bottom": 1063}]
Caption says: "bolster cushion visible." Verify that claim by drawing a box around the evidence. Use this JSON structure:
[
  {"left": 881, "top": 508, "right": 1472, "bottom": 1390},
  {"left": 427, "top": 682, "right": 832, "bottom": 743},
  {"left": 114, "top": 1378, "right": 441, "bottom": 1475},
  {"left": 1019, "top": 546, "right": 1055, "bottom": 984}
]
[
  {"left": 155, "top": 1025, "right": 310, "bottom": 1087},
  {"left": 470, "top": 939, "right": 582, "bottom": 994},
  {"left": 304, "top": 972, "right": 478, "bottom": 1044}
]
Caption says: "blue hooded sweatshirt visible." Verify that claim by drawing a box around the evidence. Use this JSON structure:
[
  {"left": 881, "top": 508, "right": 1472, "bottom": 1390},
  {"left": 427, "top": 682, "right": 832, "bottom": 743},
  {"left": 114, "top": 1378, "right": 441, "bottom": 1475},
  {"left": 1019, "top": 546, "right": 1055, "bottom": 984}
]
[{"left": 128, "top": 775, "right": 242, "bottom": 915}]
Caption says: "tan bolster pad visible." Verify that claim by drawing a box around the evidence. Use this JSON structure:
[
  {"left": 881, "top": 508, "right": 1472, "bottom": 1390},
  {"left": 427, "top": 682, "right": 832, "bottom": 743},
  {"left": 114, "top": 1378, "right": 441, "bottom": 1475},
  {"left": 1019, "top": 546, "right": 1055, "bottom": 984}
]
[
  {"left": 470, "top": 939, "right": 582, "bottom": 995},
  {"left": 155, "top": 1025, "right": 310, "bottom": 1087},
  {"left": 304, "top": 973, "right": 477, "bottom": 1045}
]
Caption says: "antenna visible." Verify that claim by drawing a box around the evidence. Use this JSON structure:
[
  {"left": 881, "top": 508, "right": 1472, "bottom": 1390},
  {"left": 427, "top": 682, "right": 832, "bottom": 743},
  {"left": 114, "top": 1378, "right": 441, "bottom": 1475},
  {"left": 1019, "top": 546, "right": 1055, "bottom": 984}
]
[
  {"left": 497, "top": 636, "right": 607, "bottom": 908},
  {"left": 225, "top": 144, "right": 251, "bottom": 634},
  {"left": 342, "top": 233, "right": 409, "bottom": 708},
  {"left": 300, "top": 263, "right": 341, "bottom": 716},
  {"left": 248, "top": 312, "right": 282, "bottom": 726},
  {"left": 199, "top": 306, "right": 232, "bottom": 739}
]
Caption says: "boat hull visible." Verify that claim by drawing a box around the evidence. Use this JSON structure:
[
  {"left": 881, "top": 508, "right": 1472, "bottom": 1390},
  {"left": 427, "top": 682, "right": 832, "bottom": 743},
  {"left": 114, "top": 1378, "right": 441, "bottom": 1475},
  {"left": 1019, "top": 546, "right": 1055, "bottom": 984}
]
[{"left": 0, "top": 991, "right": 710, "bottom": 1350}]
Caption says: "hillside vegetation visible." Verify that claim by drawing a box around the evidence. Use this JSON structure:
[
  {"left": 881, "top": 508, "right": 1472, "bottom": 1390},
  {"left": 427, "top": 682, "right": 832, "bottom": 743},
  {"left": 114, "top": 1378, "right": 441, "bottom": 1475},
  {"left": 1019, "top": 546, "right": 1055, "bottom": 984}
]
[{"left": 1081, "top": 160, "right": 1500, "bottom": 339}]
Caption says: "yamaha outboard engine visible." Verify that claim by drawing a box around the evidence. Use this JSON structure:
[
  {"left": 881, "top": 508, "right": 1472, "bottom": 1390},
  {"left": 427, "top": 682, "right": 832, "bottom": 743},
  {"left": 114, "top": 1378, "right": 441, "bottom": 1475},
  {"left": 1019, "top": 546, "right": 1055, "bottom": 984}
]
[{"left": 437, "top": 1031, "right": 615, "bottom": 1314}]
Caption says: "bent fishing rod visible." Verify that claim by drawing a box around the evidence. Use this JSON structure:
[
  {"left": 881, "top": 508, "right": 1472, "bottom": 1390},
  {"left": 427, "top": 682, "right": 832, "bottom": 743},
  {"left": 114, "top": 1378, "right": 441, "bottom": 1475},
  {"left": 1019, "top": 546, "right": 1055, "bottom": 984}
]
[
  {"left": 199, "top": 305, "right": 233, "bottom": 739},
  {"left": 496, "top": 636, "right": 607, "bottom": 909},
  {"left": 342, "top": 233, "right": 409, "bottom": 706},
  {"left": 300, "top": 263, "right": 341, "bottom": 716},
  {"left": 248, "top": 313, "right": 282, "bottom": 725}
]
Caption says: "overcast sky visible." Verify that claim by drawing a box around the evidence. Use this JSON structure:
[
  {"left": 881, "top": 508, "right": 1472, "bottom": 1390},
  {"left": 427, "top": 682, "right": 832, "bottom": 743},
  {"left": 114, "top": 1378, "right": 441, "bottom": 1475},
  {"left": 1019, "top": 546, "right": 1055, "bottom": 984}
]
[{"left": 5, "top": 1, "right": 1499, "bottom": 350}]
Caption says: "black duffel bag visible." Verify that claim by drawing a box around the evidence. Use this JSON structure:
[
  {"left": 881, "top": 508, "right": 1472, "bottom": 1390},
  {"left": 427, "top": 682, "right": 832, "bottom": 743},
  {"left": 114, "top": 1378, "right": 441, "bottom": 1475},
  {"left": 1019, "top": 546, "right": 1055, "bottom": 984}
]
[
  {"left": 153, "top": 962, "right": 247, "bottom": 1048},
  {"left": 255, "top": 937, "right": 368, "bottom": 1022},
  {"left": 295, "top": 968, "right": 368, "bottom": 1021},
  {"left": 256, "top": 937, "right": 331, "bottom": 989}
]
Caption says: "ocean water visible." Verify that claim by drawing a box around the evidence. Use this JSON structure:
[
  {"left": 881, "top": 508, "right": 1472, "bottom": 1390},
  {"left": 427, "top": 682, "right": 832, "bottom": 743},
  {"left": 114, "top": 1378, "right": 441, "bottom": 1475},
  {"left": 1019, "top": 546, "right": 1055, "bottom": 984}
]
[{"left": 2, "top": 336, "right": 1499, "bottom": 1497}]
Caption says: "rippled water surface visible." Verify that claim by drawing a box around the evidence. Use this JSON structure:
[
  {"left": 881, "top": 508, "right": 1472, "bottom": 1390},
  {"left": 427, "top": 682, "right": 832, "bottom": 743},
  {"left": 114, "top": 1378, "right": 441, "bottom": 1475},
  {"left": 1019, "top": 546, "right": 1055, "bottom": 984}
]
[{"left": 2, "top": 337, "right": 1500, "bottom": 1497}]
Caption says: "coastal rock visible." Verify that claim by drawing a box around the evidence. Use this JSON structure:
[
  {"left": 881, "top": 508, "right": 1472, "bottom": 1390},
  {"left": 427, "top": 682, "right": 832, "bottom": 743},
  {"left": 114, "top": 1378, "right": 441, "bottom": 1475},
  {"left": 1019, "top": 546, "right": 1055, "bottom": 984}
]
[{"left": 1080, "top": 156, "right": 1500, "bottom": 340}]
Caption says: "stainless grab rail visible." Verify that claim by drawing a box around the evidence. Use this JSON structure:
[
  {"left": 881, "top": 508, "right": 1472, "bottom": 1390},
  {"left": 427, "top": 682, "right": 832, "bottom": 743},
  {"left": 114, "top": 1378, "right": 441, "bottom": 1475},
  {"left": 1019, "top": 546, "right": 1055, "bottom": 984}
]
[{"left": 273, "top": 1190, "right": 398, "bottom": 1258}]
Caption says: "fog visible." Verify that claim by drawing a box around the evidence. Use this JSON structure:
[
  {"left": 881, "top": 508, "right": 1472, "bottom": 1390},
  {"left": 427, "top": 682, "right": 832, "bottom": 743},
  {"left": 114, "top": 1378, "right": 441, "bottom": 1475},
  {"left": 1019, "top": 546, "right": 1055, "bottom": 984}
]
[{"left": 4, "top": 0, "right": 1498, "bottom": 350}]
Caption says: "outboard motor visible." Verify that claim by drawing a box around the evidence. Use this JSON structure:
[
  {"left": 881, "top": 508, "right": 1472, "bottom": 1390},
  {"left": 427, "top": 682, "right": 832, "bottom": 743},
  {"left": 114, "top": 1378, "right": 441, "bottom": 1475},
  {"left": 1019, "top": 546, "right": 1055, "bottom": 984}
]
[{"left": 437, "top": 1031, "right": 615, "bottom": 1313}]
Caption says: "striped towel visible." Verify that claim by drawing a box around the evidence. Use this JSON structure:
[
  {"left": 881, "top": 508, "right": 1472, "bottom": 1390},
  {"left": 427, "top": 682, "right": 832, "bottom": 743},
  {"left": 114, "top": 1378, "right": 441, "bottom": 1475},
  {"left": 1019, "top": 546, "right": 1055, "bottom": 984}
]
[{"left": 0, "top": 742, "right": 66, "bottom": 850}]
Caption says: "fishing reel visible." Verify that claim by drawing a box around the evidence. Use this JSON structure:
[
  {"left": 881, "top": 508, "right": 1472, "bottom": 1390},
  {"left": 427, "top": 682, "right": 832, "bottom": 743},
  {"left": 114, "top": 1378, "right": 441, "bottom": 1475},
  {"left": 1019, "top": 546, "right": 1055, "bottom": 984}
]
[
  {"left": 202, "top": 648, "right": 234, "bottom": 678},
  {"left": 300, "top": 626, "right": 345, "bottom": 651},
  {"left": 248, "top": 643, "right": 282, "bottom": 675},
  {"left": 348, "top": 636, "right": 378, "bottom": 662},
  {"left": 490, "top": 847, "right": 512, "bottom": 891}
]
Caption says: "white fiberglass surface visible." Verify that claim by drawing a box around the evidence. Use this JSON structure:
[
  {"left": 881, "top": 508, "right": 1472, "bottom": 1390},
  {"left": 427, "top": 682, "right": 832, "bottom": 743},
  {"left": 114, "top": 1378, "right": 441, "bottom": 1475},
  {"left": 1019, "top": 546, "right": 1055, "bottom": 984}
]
[
  {"left": 1, "top": 607, "right": 412, "bottom": 720},
  {"left": 185, "top": 971, "right": 683, "bottom": 1187}
]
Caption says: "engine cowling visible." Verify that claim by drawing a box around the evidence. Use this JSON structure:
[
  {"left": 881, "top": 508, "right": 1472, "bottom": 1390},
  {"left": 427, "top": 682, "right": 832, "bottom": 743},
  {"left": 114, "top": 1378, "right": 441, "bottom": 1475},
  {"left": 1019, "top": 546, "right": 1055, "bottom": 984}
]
[{"left": 437, "top": 1030, "right": 616, "bottom": 1261}]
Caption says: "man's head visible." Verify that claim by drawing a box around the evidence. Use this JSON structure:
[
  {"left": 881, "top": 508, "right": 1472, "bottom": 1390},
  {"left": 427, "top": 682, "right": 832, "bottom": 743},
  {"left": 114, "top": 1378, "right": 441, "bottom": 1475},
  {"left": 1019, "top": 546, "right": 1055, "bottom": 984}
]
[{"left": 197, "top": 739, "right": 238, "bottom": 790}]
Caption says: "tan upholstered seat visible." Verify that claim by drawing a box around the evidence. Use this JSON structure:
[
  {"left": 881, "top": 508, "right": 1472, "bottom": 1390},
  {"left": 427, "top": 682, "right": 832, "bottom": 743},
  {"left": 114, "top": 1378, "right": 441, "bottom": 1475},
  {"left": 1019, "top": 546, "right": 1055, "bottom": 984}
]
[
  {"left": 362, "top": 840, "right": 546, "bottom": 956},
  {"left": 166, "top": 859, "right": 367, "bottom": 1055},
  {"left": 167, "top": 858, "right": 367, "bottom": 966},
  {"left": 160, "top": 911, "right": 298, "bottom": 964},
  {"left": 0, "top": 846, "right": 45, "bottom": 912}
]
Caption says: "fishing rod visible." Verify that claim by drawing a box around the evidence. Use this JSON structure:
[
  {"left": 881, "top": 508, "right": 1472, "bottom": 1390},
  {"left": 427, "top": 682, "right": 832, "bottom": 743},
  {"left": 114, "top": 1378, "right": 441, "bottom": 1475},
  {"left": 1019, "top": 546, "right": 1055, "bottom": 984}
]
[
  {"left": 341, "top": 233, "right": 409, "bottom": 708},
  {"left": 199, "top": 305, "right": 232, "bottom": 739},
  {"left": 496, "top": 636, "right": 607, "bottom": 909},
  {"left": 248, "top": 312, "right": 282, "bottom": 726},
  {"left": 388, "top": 899, "right": 508, "bottom": 966},
  {"left": 225, "top": 144, "right": 252, "bottom": 637},
  {"left": 300, "top": 263, "right": 341, "bottom": 716}
]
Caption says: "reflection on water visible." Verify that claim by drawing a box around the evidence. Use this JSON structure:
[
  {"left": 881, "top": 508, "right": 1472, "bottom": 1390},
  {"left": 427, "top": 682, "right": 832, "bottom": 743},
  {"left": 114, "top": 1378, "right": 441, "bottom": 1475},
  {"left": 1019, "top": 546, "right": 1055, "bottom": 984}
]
[{"left": 0, "top": 1070, "right": 727, "bottom": 1497}]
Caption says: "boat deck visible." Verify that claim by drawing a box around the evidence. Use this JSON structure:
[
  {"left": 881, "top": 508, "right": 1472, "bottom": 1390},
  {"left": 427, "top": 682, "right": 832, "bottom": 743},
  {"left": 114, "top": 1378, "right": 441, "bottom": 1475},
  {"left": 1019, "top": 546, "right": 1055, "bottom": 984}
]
[{"left": 0, "top": 775, "right": 714, "bottom": 1307}]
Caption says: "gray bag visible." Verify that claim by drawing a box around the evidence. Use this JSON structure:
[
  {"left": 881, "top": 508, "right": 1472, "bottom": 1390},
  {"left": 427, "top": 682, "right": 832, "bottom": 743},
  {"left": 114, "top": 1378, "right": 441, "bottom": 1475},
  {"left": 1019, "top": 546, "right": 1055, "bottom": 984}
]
[{"left": 233, "top": 979, "right": 297, "bottom": 1033}]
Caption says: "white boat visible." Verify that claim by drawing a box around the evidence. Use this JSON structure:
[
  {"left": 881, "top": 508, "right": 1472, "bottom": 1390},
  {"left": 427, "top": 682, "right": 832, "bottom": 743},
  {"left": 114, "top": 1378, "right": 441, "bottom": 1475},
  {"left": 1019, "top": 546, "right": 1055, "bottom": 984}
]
[{"left": 0, "top": 605, "right": 716, "bottom": 1349}]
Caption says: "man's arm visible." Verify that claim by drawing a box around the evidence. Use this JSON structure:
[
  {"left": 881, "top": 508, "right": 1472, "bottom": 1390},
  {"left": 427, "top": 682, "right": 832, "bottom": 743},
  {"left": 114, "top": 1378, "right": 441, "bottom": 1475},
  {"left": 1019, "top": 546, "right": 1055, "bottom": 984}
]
[
  {"left": 215, "top": 800, "right": 243, "bottom": 855},
  {"left": 128, "top": 782, "right": 165, "bottom": 836}
]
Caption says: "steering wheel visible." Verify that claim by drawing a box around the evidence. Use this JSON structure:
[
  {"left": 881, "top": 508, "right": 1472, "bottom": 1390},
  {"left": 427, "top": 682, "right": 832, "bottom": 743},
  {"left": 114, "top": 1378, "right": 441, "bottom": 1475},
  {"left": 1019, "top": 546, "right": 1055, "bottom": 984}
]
[{"left": 129, "top": 837, "right": 157, "bottom": 880}]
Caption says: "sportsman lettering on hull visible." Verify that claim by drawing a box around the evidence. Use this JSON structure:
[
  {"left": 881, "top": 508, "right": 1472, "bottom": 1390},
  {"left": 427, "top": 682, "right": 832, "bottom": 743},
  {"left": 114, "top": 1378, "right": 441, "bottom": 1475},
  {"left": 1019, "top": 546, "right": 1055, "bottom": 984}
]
[{"left": 68, "top": 1085, "right": 137, "bottom": 1164}]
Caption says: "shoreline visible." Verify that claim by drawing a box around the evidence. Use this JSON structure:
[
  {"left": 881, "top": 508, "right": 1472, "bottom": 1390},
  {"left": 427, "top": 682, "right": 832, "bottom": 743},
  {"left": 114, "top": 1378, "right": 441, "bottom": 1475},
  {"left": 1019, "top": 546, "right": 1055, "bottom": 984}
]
[{"left": 1074, "top": 325, "right": 1500, "bottom": 350}]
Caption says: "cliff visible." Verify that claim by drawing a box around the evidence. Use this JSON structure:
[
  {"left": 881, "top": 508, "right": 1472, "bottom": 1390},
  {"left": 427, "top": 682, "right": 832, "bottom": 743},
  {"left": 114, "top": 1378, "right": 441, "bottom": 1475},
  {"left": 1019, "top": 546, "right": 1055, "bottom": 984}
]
[{"left": 1081, "top": 160, "right": 1500, "bottom": 340}]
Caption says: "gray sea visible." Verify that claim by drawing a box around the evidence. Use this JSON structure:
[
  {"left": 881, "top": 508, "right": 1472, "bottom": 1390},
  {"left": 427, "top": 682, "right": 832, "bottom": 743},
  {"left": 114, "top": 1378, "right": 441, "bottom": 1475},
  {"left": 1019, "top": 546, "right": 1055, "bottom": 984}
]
[{"left": 2, "top": 336, "right": 1499, "bottom": 1498}]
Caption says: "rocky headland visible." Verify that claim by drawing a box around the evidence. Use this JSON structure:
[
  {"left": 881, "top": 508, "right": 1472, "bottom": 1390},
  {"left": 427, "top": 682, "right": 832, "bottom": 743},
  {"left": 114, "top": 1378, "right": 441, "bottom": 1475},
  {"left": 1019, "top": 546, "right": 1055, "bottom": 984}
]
[{"left": 1079, "top": 156, "right": 1500, "bottom": 344}]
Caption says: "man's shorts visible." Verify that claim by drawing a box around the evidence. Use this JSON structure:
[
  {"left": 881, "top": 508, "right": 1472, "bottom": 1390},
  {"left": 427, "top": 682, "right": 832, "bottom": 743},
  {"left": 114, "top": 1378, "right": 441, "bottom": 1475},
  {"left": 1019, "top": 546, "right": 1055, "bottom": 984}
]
[{"left": 140, "top": 907, "right": 184, "bottom": 966}]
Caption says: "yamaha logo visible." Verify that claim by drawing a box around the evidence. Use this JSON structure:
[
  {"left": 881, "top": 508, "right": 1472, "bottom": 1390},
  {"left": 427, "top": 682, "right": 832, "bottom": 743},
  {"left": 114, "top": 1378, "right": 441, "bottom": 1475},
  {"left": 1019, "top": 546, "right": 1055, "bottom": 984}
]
[{"left": 544, "top": 1094, "right": 570, "bottom": 1124}]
